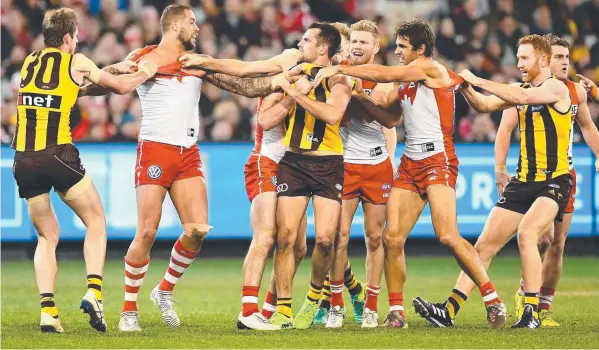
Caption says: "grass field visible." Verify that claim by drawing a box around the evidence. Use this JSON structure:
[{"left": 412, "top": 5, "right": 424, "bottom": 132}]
[{"left": 2, "top": 256, "right": 598, "bottom": 348}]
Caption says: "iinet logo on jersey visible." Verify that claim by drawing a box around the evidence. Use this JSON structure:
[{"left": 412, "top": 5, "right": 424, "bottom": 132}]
[
  {"left": 306, "top": 133, "right": 319, "bottom": 143},
  {"left": 18, "top": 92, "right": 62, "bottom": 109}
]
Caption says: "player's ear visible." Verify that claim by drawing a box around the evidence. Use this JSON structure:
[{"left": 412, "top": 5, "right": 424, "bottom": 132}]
[{"left": 373, "top": 42, "right": 380, "bottom": 55}]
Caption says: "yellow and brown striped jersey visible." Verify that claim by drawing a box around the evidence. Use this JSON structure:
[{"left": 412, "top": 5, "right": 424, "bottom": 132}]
[
  {"left": 12, "top": 48, "right": 80, "bottom": 152},
  {"left": 515, "top": 80, "right": 572, "bottom": 182},
  {"left": 284, "top": 63, "right": 344, "bottom": 154}
]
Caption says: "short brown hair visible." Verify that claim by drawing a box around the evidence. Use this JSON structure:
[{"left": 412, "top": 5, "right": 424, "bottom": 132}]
[
  {"left": 544, "top": 34, "right": 570, "bottom": 50},
  {"left": 395, "top": 19, "right": 435, "bottom": 57},
  {"left": 331, "top": 22, "right": 350, "bottom": 40},
  {"left": 161, "top": 4, "right": 192, "bottom": 32},
  {"left": 519, "top": 34, "right": 552, "bottom": 60},
  {"left": 42, "top": 8, "right": 78, "bottom": 47},
  {"left": 350, "top": 20, "right": 380, "bottom": 41}
]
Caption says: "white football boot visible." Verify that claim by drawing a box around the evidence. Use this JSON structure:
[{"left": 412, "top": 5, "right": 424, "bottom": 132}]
[{"left": 150, "top": 285, "right": 181, "bottom": 327}]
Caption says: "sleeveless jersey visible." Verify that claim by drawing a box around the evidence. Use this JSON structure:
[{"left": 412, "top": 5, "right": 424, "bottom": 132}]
[
  {"left": 516, "top": 79, "right": 572, "bottom": 182},
  {"left": 397, "top": 70, "right": 462, "bottom": 161},
  {"left": 284, "top": 63, "right": 343, "bottom": 154},
  {"left": 12, "top": 48, "right": 79, "bottom": 151},
  {"left": 341, "top": 80, "right": 388, "bottom": 164},
  {"left": 252, "top": 97, "right": 286, "bottom": 163},
  {"left": 132, "top": 46, "right": 203, "bottom": 148},
  {"left": 562, "top": 79, "right": 579, "bottom": 170}
]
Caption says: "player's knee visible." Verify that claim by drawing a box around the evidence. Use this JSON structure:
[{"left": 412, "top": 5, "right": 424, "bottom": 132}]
[
  {"left": 314, "top": 234, "right": 334, "bottom": 256},
  {"left": 474, "top": 240, "right": 498, "bottom": 263},
  {"left": 37, "top": 230, "right": 60, "bottom": 247},
  {"left": 383, "top": 232, "right": 406, "bottom": 252},
  {"left": 437, "top": 232, "right": 460, "bottom": 249},
  {"left": 365, "top": 231, "right": 382, "bottom": 251},
  {"left": 276, "top": 228, "right": 295, "bottom": 251},
  {"left": 137, "top": 225, "right": 158, "bottom": 246},
  {"left": 517, "top": 228, "right": 538, "bottom": 250},
  {"left": 548, "top": 238, "right": 566, "bottom": 256}
]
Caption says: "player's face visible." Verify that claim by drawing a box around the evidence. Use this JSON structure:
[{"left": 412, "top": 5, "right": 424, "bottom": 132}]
[
  {"left": 517, "top": 44, "right": 544, "bottom": 82},
  {"left": 350, "top": 31, "right": 379, "bottom": 65},
  {"left": 178, "top": 10, "right": 199, "bottom": 51},
  {"left": 298, "top": 28, "right": 323, "bottom": 63},
  {"left": 332, "top": 37, "right": 350, "bottom": 65},
  {"left": 395, "top": 36, "right": 418, "bottom": 64},
  {"left": 550, "top": 45, "right": 570, "bottom": 80}
]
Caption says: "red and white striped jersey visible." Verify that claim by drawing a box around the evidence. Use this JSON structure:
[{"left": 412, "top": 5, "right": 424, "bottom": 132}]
[{"left": 251, "top": 98, "right": 285, "bottom": 163}]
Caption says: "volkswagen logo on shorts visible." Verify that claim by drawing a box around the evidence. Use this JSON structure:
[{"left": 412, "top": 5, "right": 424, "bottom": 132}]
[
  {"left": 147, "top": 165, "right": 162, "bottom": 179},
  {"left": 277, "top": 183, "right": 289, "bottom": 193}
]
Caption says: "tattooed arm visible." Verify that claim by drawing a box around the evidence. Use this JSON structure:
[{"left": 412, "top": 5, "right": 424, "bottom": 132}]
[
  {"left": 79, "top": 49, "right": 140, "bottom": 97},
  {"left": 202, "top": 72, "right": 280, "bottom": 98}
]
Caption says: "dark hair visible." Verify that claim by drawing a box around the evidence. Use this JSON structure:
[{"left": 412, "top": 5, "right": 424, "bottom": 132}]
[
  {"left": 161, "top": 4, "right": 192, "bottom": 32},
  {"left": 394, "top": 19, "right": 435, "bottom": 57},
  {"left": 42, "top": 8, "right": 78, "bottom": 47},
  {"left": 308, "top": 22, "right": 341, "bottom": 58},
  {"left": 544, "top": 34, "right": 570, "bottom": 50}
]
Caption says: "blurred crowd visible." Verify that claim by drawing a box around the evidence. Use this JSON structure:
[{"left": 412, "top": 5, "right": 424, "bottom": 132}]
[{"left": 2, "top": 0, "right": 599, "bottom": 144}]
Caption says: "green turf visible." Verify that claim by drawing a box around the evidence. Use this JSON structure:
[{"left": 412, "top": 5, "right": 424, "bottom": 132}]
[{"left": 2, "top": 256, "right": 598, "bottom": 348}]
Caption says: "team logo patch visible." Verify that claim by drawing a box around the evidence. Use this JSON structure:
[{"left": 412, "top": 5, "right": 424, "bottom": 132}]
[
  {"left": 277, "top": 183, "right": 289, "bottom": 193},
  {"left": 381, "top": 183, "right": 391, "bottom": 190},
  {"left": 498, "top": 196, "right": 506, "bottom": 204},
  {"left": 271, "top": 176, "right": 277, "bottom": 187},
  {"left": 147, "top": 165, "right": 162, "bottom": 179}
]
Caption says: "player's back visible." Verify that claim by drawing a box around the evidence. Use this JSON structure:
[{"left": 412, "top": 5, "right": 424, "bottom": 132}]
[
  {"left": 397, "top": 68, "right": 461, "bottom": 161},
  {"left": 12, "top": 48, "right": 79, "bottom": 152},
  {"left": 132, "top": 46, "right": 203, "bottom": 148}
]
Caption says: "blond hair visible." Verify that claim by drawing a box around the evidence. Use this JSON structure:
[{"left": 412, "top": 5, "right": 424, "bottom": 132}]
[
  {"left": 350, "top": 20, "right": 380, "bottom": 40},
  {"left": 331, "top": 22, "right": 351, "bottom": 40}
]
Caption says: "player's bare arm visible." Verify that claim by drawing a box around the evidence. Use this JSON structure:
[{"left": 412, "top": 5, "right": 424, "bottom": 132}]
[
  {"left": 495, "top": 107, "right": 518, "bottom": 194},
  {"left": 353, "top": 82, "right": 402, "bottom": 128},
  {"left": 460, "top": 84, "right": 515, "bottom": 113},
  {"left": 201, "top": 72, "right": 288, "bottom": 98},
  {"left": 313, "top": 62, "right": 429, "bottom": 87},
  {"left": 574, "top": 83, "right": 599, "bottom": 168},
  {"left": 180, "top": 49, "right": 302, "bottom": 77},
  {"left": 72, "top": 53, "right": 157, "bottom": 95},
  {"left": 258, "top": 77, "right": 311, "bottom": 130},
  {"left": 576, "top": 74, "right": 599, "bottom": 104},
  {"left": 79, "top": 49, "right": 141, "bottom": 96},
  {"left": 281, "top": 75, "right": 352, "bottom": 125},
  {"left": 461, "top": 69, "right": 569, "bottom": 109}
]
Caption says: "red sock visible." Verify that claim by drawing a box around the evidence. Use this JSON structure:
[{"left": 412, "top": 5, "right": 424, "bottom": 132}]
[
  {"left": 539, "top": 287, "right": 555, "bottom": 311},
  {"left": 365, "top": 285, "right": 380, "bottom": 311},
  {"left": 388, "top": 292, "right": 404, "bottom": 317},
  {"left": 330, "top": 280, "right": 344, "bottom": 307},
  {"left": 241, "top": 286, "right": 260, "bottom": 317},
  {"left": 261, "top": 291, "right": 277, "bottom": 318},
  {"left": 159, "top": 238, "right": 199, "bottom": 291},
  {"left": 479, "top": 281, "right": 501, "bottom": 305},
  {"left": 123, "top": 258, "right": 149, "bottom": 312}
]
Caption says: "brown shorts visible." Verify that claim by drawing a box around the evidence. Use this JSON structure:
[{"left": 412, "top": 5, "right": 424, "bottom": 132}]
[
  {"left": 13, "top": 144, "right": 86, "bottom": 199},
  {"left": 276, "top": 151, "right": 344, "bottom": 203}
]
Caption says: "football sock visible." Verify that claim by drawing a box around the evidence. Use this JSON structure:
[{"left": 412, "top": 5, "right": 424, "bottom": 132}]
[
  {"left": 447, "top": 288, "right": 467, "bottom": 319},
  {"left": 388, "top": 292, "right": 404, "bottom": 317},
  {"left": 241, "top": 285, "right": 259, "bottom": 317},
  {"left": 87, "top": 274, "right": 103, "bottom": 302},
  {"left": 159, "top": 238, "right": 199, "bottom": 291},
  {"left": 539, "top": 287, "right": 554, "bottom": 311},
  {"left": 320, "top": 276, "right": 332, "bottom": 309},
  {"left": 277, "top": 298, "right": 292, "bottom": 318},
  {"left": 344, "top": 263, "right": 362, "bottom": 297},
  {"left": 307, "top": 282, "right": 323, "bottom": 303},
  {"left": 365, "top": 285, "right": 380, "bottom": 311},
  {"left": 123, "top": 258, "right": 149, "bottom": 312},
  {"left": 524, "top": 292, "right": 539, "bottom": 317},
  {"left": 40, "top": 293, "right": 59, "bottom": 318},
  {"left": 261, "top": 291, "right": 277, "bottom": 318},
  {"left": 479, "top": 281, "right": 501, "bottom": 306},
  {"left": 330, "top": 280, "right": 344, "bottom": 308}
]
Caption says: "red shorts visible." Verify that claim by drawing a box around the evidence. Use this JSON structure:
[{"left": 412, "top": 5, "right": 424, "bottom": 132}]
[
  {"left": 343, "top": 158, "right": 393, "bottom": 205},
  {"left": 393, "top": 153, "right": 459, "bottom": 198},
  {"left": 563, "top": 168, "right": 576, "bottom": 214},
  {"left": 135, "top": 140, "right": 204, "bottom": 188},
  {"left": 244, "top": 154, "right": 279, "bottom": 202}
]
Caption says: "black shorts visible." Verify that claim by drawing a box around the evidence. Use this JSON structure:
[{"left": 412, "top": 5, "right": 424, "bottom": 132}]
[
  {"left": 276, "top": 152, "right": 344, "bottom": 203},
  {"left": 495, "top": 174, "right": 573, "bottom": 222},
  {"left": 13, "top": 144, "right": 86, "bottom": 200}
]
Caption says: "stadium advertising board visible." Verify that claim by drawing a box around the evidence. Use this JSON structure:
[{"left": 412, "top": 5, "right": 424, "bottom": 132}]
[{"left": 1, "top": 144, "right": 597, "bottom": 241}]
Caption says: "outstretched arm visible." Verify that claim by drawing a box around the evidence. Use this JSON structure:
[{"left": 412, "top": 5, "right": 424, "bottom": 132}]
[
  {"left": 314, "top": 63, "right": 428, "bottom": 86},
  {"left": 353, "top": 84, "right": 402, "bottom": 128},
  {"left": 78, "top": 49, "right": 141, "bottom": 97},
  {"left": 203, "top": 73, "right": 281, "bottom": 98},
  {"left": 575, "top": 84, "right": 599, "bottom": 161},
  {"left": 460, "top": 84, "right": 513, "bottom": 113},
  {"left": 577, "top": 74, "right": 599, "bottom": 104},
  {"left": 460, "top": 69, "right": 567, "bottom": 106}
]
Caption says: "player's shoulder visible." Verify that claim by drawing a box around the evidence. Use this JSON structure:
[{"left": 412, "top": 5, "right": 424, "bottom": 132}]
[
  {"left": 127, "top": 46, "right": 157, "bottom": 62},
  {"left": 71, "top": 53, "right": 93, "bottom": 68},
  {"left": 569, "top": 80, "right": 588, "bottom": 100}
]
